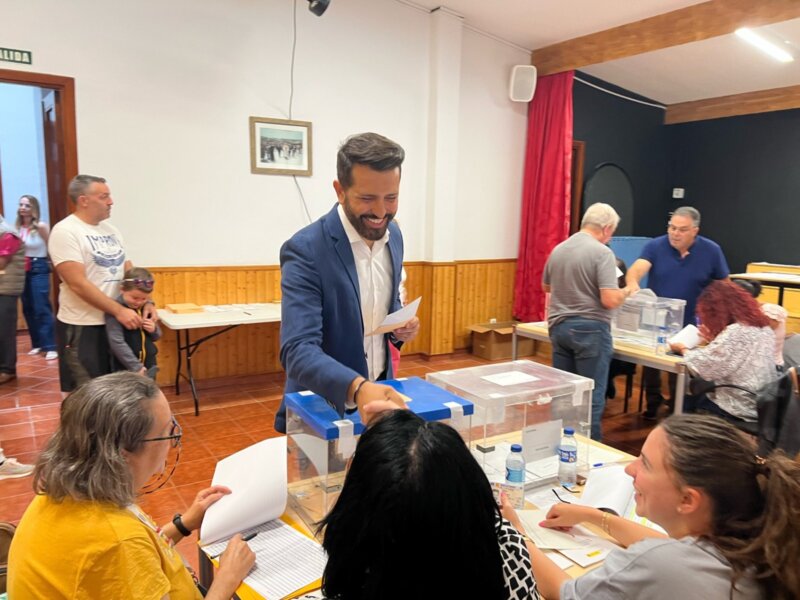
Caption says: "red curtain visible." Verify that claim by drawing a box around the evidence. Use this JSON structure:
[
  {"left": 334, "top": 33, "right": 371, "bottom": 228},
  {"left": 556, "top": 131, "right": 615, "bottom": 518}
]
[{"left": 513, "top": 71, "right": 574, "bottom": 322}]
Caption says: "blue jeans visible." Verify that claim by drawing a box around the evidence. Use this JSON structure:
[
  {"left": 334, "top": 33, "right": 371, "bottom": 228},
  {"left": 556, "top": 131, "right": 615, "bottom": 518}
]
[
  {"left": 21, "top": 258, "right": 56, "bottom": 351},
  {"left": 550, "top": 318, "right": 613, "bottom": 441}
]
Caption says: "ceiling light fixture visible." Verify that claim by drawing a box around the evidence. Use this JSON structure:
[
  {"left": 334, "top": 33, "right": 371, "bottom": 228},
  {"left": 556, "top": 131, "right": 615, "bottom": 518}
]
[
  {"left": 307, "top": 0, "right": 330, "bottom": 17},
  {"left": 735, "top": 27, "right": 794, "bottom": 63}
]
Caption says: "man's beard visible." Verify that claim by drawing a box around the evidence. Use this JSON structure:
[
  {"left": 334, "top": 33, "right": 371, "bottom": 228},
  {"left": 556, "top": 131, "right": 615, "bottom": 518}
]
[{"left": 343, "top": 198, "right": 394, "bottom": 241}]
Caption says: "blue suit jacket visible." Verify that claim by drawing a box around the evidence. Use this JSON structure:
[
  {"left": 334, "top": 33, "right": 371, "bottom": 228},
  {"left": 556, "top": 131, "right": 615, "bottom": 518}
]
[{"left": 275, "top": 204, "right": 404, "bottom": 432}]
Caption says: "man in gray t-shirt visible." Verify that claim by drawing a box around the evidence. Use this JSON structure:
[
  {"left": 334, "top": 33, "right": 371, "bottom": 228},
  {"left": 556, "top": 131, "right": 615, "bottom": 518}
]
[{"left": 543, "top": 203, "right": 631, "bottom": 440}]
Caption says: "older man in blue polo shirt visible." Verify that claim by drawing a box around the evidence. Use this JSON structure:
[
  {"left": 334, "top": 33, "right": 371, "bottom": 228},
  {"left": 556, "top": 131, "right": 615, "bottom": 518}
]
[{"left": 626, "top": 206, "right": 729, "bottom": 420}]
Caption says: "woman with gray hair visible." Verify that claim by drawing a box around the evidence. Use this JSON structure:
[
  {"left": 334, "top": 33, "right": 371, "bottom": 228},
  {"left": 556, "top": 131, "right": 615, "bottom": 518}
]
[{"left": 7, "top": 372, "right": 255, "bottom": 599}]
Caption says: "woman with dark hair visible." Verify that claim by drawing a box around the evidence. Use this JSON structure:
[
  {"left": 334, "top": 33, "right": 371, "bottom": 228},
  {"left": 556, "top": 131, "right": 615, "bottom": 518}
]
[
  {"left": 318, "top": 410, "right": 540, "bottom": 600},
  {"left": 670, "top": 280, "right": 775, "bottom": 422},
  {"left": 15, "top": 194, "right": 58, "bottom": 360},
  {"left": 503, "top": 414, "right": 800, "bottom": 599},
  {"left": 8, "top": 372, "right": 254, "bottom": 599}
]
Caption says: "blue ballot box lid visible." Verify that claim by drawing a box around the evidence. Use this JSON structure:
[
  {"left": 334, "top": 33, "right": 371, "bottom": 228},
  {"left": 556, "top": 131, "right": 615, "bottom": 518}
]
[{"left": 284, "top": 376, "right": 474, "bottom": 440}]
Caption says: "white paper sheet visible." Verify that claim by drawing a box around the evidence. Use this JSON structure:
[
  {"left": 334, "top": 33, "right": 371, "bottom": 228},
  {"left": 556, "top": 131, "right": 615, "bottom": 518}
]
[
  {"left": 481, "top": 371, "right": 540, "bottom": 386},
  {"left": 202, "top": 519, "right": 326, "bottom": 600},
  {"left": 556, "top": 525, "right": 619, "bottom": 567},
  {"left": 368, "top": 296, "right": 421, "bottom": 336},
  {"left": 200, "top": 436, "right": 288, "bottom": 544},
  {"left": 544, "top": 549, "right": 575, "bottom": 571},
  {"left": 668, "top": 324, "right": 701, "bottom": 349},
  {"left": 518, "top": 508, "right": 584, "bottom": 550}
]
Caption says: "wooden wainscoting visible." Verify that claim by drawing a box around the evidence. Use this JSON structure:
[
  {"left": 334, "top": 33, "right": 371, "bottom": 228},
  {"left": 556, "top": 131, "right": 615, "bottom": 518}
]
[
  {"left": 148, "top": 260, "right": 518, "bottom": 386},
  {"left": 453, "top": 260, "right": 517, "bottom": 350},
  {"left": 149, "top": 266, "right": 282, "bottom": 387}
]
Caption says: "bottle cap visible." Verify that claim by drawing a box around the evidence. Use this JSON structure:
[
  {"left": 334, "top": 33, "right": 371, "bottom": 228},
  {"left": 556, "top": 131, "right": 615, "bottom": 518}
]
[
  {"left": 510, "top": 444, "right": 523, "bottom": 453},
  {"left": 564, "top": 427, "right": 575, "bottom": 436}
]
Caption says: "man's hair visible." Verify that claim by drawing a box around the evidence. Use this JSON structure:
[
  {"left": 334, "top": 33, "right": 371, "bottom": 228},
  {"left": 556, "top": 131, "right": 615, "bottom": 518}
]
[
  {"left": 67, "top": 174, "right": 107, "bottom": 203},
  {"left": 581, "top": 202, "right": 620, "bottom": 230},
  {"left": 33, "top": 372, "right": 160, "bottom": 507},
  {"left": 319, "top": 410, "right": 507, "bottom": 599},
  {"left": 336, "top": 132, "right": 405, "bottom": 189},
  {"left": 670, "top": 206, "right": 700, "bottom": 227}
]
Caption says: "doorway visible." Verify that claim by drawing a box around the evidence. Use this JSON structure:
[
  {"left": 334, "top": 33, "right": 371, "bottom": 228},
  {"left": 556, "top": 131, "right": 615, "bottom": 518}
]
[{"left": 0, "top": 68, "right": 78, "bottom": 329}]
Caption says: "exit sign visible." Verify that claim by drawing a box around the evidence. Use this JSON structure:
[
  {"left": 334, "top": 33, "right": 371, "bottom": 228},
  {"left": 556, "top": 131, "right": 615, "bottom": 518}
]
[{"left": 0, "top": 47, "right": 32, "bottom": 65}]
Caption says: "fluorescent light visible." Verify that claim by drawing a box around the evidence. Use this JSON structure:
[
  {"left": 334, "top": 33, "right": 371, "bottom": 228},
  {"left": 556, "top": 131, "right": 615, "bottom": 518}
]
[{"left": 736, "top": 27, "right": 795, "bottom": 63}]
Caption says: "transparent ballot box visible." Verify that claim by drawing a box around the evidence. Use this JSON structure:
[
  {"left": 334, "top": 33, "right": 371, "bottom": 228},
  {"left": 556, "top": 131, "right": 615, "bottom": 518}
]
[
  {"left": 285, "top": 377, "right": 473, "bottom": 525},
  {"left": 426, "top": 360, "right": 593, "bottom": 489},
  {"left": 612, "top": 291, "right": 686, "bottom": 350}
]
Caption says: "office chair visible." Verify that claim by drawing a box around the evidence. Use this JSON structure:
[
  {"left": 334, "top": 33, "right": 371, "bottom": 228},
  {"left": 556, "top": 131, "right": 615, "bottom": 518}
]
[{"left": 688, "top": 368, "right": 800, "bottom": 457}]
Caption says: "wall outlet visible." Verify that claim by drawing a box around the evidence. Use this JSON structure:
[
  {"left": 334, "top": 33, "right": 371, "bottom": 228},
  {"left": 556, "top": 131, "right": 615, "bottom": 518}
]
[{"left": 672, "top": 187, "right": 685, "bottom": 199}]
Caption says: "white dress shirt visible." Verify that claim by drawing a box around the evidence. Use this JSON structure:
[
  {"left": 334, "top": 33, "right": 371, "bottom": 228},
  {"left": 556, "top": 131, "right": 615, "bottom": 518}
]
[{"left": 337, "top": 204, "right": 393, "bottom": 382}]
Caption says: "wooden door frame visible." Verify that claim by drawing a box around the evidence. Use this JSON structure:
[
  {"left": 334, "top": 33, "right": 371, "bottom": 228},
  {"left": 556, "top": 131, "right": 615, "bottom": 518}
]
[
  {"left": 570, "top": 140, "right": 586, "bottom": 234},
  {"left": 0, "top": 68, "right": 78, "bottom": 225}
]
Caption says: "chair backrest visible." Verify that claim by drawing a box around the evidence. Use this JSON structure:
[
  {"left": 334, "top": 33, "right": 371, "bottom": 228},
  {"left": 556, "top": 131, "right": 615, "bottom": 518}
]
[{"left": 756, "top": 367, "right": 800, "bottom": 458}]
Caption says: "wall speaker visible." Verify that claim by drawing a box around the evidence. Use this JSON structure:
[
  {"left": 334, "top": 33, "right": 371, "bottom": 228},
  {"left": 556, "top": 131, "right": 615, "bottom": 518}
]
[{"left": 509, "top": 65, "right": 537, "bottom": 102}]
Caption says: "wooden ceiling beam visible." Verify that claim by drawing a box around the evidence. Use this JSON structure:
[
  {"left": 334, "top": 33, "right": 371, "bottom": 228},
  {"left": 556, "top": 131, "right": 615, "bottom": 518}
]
[
  {"left": 664, "top": 84, "right": 800, "bottom": 124},
  {"left": 531, "top": 0, "right": 800, "bottom": 76}
]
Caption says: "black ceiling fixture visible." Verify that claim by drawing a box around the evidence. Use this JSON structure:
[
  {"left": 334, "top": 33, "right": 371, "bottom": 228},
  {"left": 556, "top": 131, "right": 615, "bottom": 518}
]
[{"left": 308, "top": 0, "right": 330, "bottom": 16}]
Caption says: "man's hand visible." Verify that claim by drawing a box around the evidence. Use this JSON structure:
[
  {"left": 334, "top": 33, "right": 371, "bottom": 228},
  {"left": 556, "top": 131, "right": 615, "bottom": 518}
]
[
  {"left": 355, "top": 380, "right": 406, "bottom": 425},
  {"left": 393, "top": 316, "right": 420, "bottom": 343},
  {"left": 115, "top": 306, "right": 142, "bottom": 330}
]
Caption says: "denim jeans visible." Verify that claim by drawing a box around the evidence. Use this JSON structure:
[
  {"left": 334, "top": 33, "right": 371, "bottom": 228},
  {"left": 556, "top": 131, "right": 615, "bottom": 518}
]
[
  {"left": 21, "top": 258, "right": 56, "bottom": 351},
  {"left": 550, "top": 317, "right": 613, "bottom": 441}
]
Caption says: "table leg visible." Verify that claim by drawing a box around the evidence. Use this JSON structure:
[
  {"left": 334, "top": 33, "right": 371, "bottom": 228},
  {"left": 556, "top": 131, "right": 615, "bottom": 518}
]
[
  {"left": 512, "top": 327, "right": 518, "bottom": 361},
  {"left": 778, "top": 285, "right": 785, "bottom": 306},
  {"left": 174, "top": 331, "right": 183, "bottom": 395},
  {"left": 184, "top": 329, "right": 200, "bottom": 416},
  {"left": 674, "top": 367, "right": 686, "bottom": 415}
]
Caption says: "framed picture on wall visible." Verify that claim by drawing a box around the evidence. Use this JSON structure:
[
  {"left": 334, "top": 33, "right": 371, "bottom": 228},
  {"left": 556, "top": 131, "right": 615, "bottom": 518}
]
[{"left": 249, "top": 116, "right": 312, "bottom": 176}]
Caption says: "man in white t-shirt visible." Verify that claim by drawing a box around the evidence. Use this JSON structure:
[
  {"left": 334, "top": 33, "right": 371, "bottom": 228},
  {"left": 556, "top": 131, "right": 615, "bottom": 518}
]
[{"left": 49, "top": 174, "right": 154, "bottom": 391}]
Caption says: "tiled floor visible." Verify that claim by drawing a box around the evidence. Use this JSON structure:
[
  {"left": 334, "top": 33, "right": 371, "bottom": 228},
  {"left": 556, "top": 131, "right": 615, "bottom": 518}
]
[{"left": 0, "top": 335, "right": 656, "bottom": 571}]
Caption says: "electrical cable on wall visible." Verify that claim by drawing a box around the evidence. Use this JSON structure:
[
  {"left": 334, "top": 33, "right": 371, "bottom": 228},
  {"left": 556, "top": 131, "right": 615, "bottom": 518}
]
[
  {"left": 290, "top": 0, "right": 313, "bottom": 224},
  {"left": 575, "top": 75, "right": 666, "bottom": 110}
]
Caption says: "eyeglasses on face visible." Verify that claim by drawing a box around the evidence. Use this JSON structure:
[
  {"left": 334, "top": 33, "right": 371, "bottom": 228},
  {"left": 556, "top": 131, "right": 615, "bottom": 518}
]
[
  {"left": 667, "top": 224, "right": 694, "bottom": 234},
  {"left": 141, "top": 416, "right": 182, "bottom": 448}
]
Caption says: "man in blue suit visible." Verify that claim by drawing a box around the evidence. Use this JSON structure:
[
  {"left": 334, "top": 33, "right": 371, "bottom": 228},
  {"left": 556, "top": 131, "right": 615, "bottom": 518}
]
[{"left": 275, "top": 133, "right": 420, "bottom": 433}]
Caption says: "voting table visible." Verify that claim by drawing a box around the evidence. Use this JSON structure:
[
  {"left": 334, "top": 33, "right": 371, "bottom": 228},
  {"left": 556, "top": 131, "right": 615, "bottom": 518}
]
[
  {"left": 511, "top": 321, "right": 689, "bottom": 415},
  {"left": 157, "top": 303, "right": 282, "bottom": 415}
]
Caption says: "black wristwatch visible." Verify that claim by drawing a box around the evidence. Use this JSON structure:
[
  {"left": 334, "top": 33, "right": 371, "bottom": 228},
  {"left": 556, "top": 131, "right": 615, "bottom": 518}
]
[{"left": 172, "top": 513, "right": 192, "bottom": 537}]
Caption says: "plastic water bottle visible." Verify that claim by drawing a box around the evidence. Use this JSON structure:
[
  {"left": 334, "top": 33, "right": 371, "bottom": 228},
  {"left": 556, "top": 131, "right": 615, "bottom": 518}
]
[
  {"left": 557, "top": 428, "right": 578, "bottom": 488},
  {"left": 504, "top": 444, "right": 525, "bottom": 508},
  {"left": 655, "top": 326, "right": 669, "bottom": 355}
]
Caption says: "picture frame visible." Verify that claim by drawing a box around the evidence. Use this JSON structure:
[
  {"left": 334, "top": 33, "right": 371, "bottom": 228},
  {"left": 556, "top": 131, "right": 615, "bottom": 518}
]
[{"left": 249, "top": 116, "right": 313, "bottom": 176}]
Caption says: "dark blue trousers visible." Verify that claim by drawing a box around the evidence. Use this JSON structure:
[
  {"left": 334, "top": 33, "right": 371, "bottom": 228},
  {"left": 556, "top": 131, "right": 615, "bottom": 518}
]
[{"left": 21, "top": 258, "right": 56, "bottom": 352}]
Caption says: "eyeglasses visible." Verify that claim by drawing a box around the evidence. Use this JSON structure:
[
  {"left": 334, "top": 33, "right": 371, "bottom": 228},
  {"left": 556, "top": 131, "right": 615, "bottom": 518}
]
[
  {"left": 667, "top": 224, "right": 694, "bottom": 234},
  {"left": 142, "top": 416, "right": 182, "bottom": 448},
  {"left": 123, "top": 278, "right": 155, "bottom": 287}
]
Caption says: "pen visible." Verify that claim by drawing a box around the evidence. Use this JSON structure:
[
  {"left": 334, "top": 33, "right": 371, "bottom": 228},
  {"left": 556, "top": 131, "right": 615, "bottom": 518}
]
[{"left": 209, "top": 532, "right": 258, "bottom": 559}]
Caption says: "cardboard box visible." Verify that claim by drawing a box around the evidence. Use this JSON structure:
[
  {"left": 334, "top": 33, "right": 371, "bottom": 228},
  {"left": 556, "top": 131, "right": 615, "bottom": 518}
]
[{"left": 468, "top": 321, "right": 534, "bottom": 360}]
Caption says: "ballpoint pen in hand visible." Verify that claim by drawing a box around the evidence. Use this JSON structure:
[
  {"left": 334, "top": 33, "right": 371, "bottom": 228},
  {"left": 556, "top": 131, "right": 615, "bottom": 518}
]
[{"left": 210, "top": 532, "right": 258, "bottom": 559}]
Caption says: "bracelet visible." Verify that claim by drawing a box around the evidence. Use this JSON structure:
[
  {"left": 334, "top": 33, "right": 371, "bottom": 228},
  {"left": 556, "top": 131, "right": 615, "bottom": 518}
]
[
  {"left": 172, "top": 513, "right": 192, "bottom": 537},
  {"left": 353, "top": 378, "right": 369, "bottom": 404},
  {"left": 601, "top": 511, "right": 611, "bottom": 535}
]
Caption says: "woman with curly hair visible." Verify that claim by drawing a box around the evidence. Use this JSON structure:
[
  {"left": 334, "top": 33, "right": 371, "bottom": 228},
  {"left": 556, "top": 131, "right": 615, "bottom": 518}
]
[{"left": 669, "top": 280, "right": 775, "bottom": 422}]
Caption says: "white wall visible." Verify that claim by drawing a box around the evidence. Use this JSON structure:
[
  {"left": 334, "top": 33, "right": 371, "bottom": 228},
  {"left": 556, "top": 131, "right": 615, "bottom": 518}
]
[
  {"left": 0, "top": 83, "right": 49, "bottom": 223},
  {"left": 0, "top": 0, "right": 527, "bottom": 265},
  {"left": 455, "top": 29, "right": 529, "bottom": 260}
]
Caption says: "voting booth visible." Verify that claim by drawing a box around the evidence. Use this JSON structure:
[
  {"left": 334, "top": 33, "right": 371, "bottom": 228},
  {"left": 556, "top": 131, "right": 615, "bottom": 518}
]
[
  {"left": 284, "top": 377, "right": 474, "bottom": 525},
  {"left": 426, "top": 360, "right": 593, "bottom": 489},
  {"left": 612, "top": 291, "right": 686, "bottom": 350}
]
